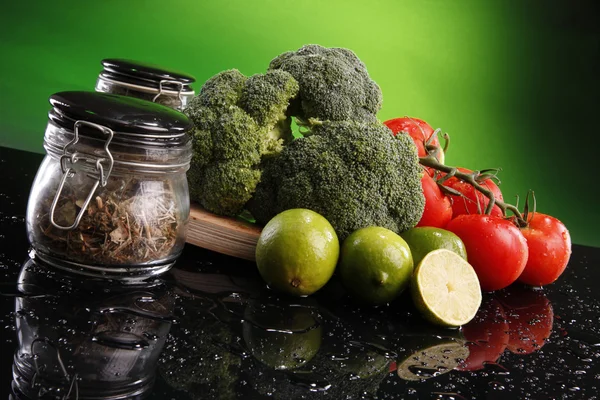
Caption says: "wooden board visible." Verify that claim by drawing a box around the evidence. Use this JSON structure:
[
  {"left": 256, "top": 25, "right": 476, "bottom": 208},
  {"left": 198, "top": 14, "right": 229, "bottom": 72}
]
[{"left": 186, "top": 204, "right": 262, "bottom": 261}]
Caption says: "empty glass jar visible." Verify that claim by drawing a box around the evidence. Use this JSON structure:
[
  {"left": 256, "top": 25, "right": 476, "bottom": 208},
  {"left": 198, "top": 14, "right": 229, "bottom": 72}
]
[
  {"left": 95, "top": 58, "right": 196, "bottom": 111},
  {"left": 26, "top": 91, "right": 193, "bottom": 280}
]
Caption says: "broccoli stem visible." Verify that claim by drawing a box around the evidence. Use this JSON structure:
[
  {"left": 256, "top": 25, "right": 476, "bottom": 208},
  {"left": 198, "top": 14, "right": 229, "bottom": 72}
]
[{"left": 418, "top": 152, "right": 528, "bottom": 227}]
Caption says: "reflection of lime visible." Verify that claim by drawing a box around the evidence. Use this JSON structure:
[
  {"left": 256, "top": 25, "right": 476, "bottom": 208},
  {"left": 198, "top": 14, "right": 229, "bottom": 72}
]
[
  {"left": 338, "top": 226, "right": 413, "bottom": 305},
  {"left": 242, "top": 303, "right": 322, "bottom": 370},
  {"left": 255, "top": 209, "right": 339, "bottom": 296},
  {"left": 411, "top": 249, "right": 481, "bottom": 327},
  {"left": 334, "top": 346, "right": 390, "bottom": 379},
  {"left": 396, "top": 340, "right": 469, "bottom": 381},
  {"left": 400, "top": 227, "right": 467, "bottom": 266}
]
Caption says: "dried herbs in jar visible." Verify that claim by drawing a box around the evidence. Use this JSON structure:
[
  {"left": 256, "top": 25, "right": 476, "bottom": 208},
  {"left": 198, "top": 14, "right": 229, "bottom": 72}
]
[{"left": 26, "top": 91, "right": 193, "bottom": 280}]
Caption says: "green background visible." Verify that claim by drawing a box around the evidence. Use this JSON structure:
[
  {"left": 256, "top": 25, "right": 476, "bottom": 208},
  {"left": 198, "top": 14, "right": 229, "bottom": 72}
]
[{"left": 1, "top": 0, "right": 598, "bottom": 247}]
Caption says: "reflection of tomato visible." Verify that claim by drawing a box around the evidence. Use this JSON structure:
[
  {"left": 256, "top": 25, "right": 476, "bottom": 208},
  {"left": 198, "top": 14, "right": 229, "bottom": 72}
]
[
  {"left": 496, "top": 286, "right": 553, "bottom": 354},
  {"left": 445, "top": 214, "right": 528, "bottom": 291},
  {"left": 457, "top": 297, "right": 509, "bottom": 371},
  {"left": 441, "top": 167, "right": 504, "bottom": 218},
  {"left": 388, "top": 361, "right": 397, "bottom": 373},
  {"left": 416, "top": 173, "right": 453, "bottom": 228},
  {"left": 518, "top": 213, "right": 572, "bottom": 286}
]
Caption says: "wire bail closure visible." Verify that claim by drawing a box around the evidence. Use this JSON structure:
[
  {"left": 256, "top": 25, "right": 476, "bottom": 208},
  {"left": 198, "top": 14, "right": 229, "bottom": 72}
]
[
  {"left": 152, "top": 79, "right": 185, "bottom": 110},
  {"left": 30, "top": 337, "right": 80, "bottom": 398},
  {"left": 49, "top": 121, "right": 114, "bottom": 231}
]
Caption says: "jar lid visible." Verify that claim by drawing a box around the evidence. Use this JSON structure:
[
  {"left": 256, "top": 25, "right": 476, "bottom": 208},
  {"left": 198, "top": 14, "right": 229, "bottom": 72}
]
[
  {"left": 48, "top": 91, "right": 193, "bottom": 146},
  {"left": 99, "top": 58, "right": 195, "bottom": 92}
]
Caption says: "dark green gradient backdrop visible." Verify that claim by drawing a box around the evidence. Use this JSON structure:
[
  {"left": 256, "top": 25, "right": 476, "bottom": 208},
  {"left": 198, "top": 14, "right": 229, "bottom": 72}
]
[{"left": 1, "top": 1, "right": 599, "bottom": 247}]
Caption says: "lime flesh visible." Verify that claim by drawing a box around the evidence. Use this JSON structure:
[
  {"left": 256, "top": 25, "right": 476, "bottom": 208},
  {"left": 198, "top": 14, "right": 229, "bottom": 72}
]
[
  {"left": 397, "top": 341, "right": 469, "bottom": 381},
  {"left": 411, "top": 249, "right": 481, "bottom": 327}
]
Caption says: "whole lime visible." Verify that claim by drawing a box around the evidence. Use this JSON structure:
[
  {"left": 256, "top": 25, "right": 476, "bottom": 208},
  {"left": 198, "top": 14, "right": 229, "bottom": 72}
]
[
  {"left": 400, "top": 226, "right": 467, "bottom": 266},
  {"left": 338, "top": 226, "right": 414, "bottom": 305},
  {"left": 255, "top": 209, "right": 339, "bottom": 296}
]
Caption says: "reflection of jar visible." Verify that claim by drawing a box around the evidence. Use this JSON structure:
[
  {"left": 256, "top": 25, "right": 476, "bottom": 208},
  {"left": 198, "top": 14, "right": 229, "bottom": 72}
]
[
  {"left": 12, "top": 257, "right": 175, "bottom": 400},
  {"left": 95, "top": 59, "right": 196, "bottom": 111},
  {"left": 26, "top": 91, "right": 193, "bottom": 280}
]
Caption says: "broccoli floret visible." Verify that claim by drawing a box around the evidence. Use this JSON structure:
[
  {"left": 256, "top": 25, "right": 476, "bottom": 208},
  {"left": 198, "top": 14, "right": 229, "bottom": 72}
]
[
  {"left": 184, "top": 69, "right": 299, "bottom": 216},
  {"left": 196, "top": 69, "right": 246, "bottom": 108},
  {"left": 248, "top": 121, "right": 424, "bottom": 240},
  {"left": 268, "top": 44, "right": 382, "bottom": 124}
]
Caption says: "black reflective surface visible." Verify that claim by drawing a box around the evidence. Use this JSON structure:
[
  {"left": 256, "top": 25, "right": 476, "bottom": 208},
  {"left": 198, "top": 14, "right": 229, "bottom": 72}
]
[{"left": 1, "top": 146, "right": 600, "bottom": 399}]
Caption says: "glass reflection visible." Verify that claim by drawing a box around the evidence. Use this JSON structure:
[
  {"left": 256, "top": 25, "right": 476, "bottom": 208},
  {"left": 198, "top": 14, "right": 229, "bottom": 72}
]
[{"left": 11, "top": 257, "right": 175, "bottom": 399}]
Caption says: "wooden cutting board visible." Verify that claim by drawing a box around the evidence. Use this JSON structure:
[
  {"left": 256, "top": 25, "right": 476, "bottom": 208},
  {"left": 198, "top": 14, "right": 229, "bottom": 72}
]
[{"left": 186, "top": 204, "right": 262, "bottom": 261}]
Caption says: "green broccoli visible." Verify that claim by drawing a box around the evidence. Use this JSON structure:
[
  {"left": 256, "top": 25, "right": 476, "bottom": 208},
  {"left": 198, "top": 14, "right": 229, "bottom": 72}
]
[
  {"left": 248, "top": 121, "right": 425, "bottom": 240},
  {"left": 268, "top": 44, "right": 383, "bottom": 124},
  {"left": 184, "top": 69, "right": 299, "bottom": 216}
]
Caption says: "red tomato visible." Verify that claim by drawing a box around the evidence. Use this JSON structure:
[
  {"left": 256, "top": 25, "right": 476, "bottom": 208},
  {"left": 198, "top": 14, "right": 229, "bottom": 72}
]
[
  {"left": 441, "top": 168, "right": 504, "bottom": 218},
  {"left": 457, "top": 297, "right": 509, "bottom": 371},
  {"left": 383, "top": 117, "right": 443, "bottom": 161},
  {"left": 445, "top": 214, "right": 528, "bottom": 292},
  {"left": 518, "top": 213, "right": 572, "bottom": 286},
  {"left": 416, "top": 173, "right": 453, "bottom": 228},
  {"left": 496, "top": 286, "right": 553, "bottom": 354}
]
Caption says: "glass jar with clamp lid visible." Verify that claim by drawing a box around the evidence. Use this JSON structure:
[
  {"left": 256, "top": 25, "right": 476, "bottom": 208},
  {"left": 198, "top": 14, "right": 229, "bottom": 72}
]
[
  {"left": 95, "top": 58, "right": 196, "bottom": 111},
  {"left": 26, "top": 91, "right": 193, "bottom": 280}
]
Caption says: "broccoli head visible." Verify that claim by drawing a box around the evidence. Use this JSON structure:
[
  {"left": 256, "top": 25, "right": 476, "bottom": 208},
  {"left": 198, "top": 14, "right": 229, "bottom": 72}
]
[
  {"left": 268, "top": 44, "right": 382, "bottom": 124},
  {"left": 184, "top": 69, "right": 299, "bottom": 216},
  {"left": 248, "top": 121, "right": 425, "bottom": 239}
]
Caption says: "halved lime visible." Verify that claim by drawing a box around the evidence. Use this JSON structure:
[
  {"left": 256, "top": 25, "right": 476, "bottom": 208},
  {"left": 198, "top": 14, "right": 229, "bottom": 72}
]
[
  {"left": 411, "top": 249, "right": 481, "bottom": 327},
  {"left": 396, "top": 339, "right": 469, "bottom": 381}
]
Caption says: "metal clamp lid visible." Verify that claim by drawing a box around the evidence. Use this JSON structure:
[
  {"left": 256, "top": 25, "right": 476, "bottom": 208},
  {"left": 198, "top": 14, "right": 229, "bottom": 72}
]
[
  {"left": 49, "top": 120, "right": 114, "bottom": 231},
  {"left": 99, "top": 58, "right": 195, "bottom": 93},
  {"left": 152, "top": 79, "right": 186, "bottom": 106},
  {"left": 48, "top": 91, "right": 193, "bottom": 148}
]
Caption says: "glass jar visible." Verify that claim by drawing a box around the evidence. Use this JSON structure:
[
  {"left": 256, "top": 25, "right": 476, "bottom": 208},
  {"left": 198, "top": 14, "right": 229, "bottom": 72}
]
[
  {"left": 95, "top": 58, "right": 196, "bottom": 111},
  {"left": 26, "top": 91, "right": 193, "bottom": 280},
  {"left": 12, "top": 257, "right": 175, "bottom": 399}
]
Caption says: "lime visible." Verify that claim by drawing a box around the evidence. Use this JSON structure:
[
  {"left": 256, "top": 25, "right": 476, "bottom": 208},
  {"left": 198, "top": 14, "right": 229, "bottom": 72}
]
[
  {"left": 243, "top": 302, "right": 322, "bottom": 370},
  {"left": 255, "top": 208, "right": 339, "bottom": 296},
  {"left": 396, "top": 339, "right": 469, "bottom": 381},
  {"left": 338, "top": 226, "right": 413, "bottom": 305},
  {"left": 335, "top": 347, "right": 390, "bottom": 378},
  {"left": 401, "top": 226, "right": 467, "bottom": 266},
  {"left": 411, "top": 249, "right": 482, "bottom": 327}
]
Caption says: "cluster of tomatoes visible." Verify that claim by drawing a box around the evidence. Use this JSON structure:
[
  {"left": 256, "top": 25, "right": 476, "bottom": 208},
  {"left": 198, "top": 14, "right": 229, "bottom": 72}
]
[{"left": 384, "top": 117, "right": 572, "bottom": 292}]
